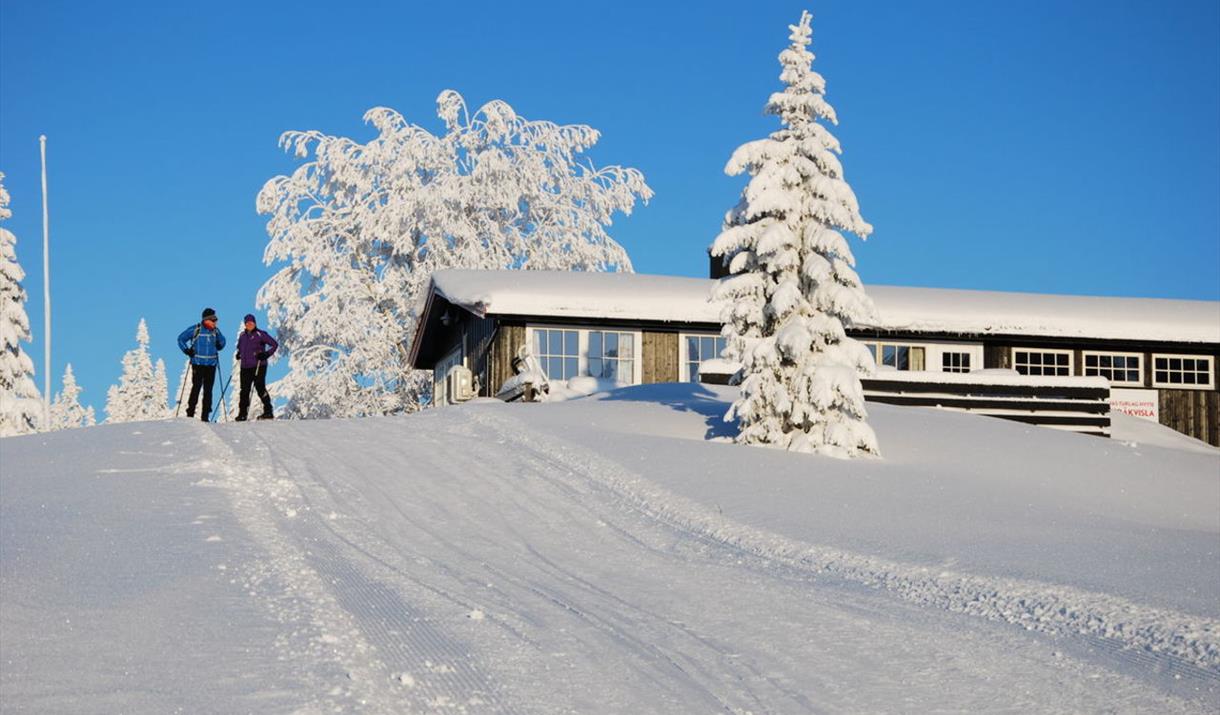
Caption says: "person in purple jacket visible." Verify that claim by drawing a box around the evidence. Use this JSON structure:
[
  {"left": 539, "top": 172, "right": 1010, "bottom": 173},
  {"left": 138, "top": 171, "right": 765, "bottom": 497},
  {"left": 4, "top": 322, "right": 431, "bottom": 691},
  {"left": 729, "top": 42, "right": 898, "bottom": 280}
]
[{"left": 234, "top": 313, "right": 279, "bottom": 421}]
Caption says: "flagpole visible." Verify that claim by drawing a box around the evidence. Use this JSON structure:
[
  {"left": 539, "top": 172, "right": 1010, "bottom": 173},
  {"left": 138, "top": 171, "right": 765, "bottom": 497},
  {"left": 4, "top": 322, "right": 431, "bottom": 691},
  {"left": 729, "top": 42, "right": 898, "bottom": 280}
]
[{"left": 40, "top": 135, "right": 51, "bottom": 429}]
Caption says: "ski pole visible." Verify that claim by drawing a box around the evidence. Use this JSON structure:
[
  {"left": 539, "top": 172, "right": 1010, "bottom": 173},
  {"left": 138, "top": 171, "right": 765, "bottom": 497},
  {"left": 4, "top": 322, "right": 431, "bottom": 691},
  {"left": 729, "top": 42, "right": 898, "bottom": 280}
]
[
  {"left": 215, "top": 371, "right": 234, "bottom": 423},
  {"left": 176, "top": 324, "right": 202, "bottom": 418},
  {"left": 213, "top": 359, "right": 231, "bottom": 422},
  {"left": 173, "top": 358, "right": 191, "bottom": 417}
]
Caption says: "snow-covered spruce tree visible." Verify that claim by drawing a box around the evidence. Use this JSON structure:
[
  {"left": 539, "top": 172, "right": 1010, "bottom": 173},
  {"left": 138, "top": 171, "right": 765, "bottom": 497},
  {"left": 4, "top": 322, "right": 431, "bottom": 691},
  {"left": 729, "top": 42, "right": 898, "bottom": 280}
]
[
  {"left": 257, "top": 90, "right": 652, "bottom": 418},
  {"left": 0, "top": 172, "right": 42, "bottom": 436},
  {"left": 153, "top": 358, "right": 169, "bottom": 417},
  {"left": 710, "top": 11, "right": 879, "bottom": 458},
  {"left": 49, "top": 363, "right": 95, "bottom": 430},
  {"left": 105, "top": 319, "right": 170, "bottom": 423}
]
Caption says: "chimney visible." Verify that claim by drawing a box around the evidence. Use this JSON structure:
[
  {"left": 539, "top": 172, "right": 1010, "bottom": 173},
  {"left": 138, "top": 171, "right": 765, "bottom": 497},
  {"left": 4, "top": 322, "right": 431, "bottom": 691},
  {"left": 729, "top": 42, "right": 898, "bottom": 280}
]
[{"left": 708, "top": 249, "right": 729, "bottom": 279}]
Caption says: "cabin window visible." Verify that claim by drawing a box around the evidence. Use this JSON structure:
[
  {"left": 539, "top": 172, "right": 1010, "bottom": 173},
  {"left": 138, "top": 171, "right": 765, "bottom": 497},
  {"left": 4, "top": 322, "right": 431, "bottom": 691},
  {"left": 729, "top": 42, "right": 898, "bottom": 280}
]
[
  {"left": 682, "top": 334, "right": 728, "bottom": 382},
  {"left": 1012, "top": 349, "right": 1072, "bottom": 377},
  {"left": 1152, "top": 354, "right": 1214, "bottom": 389},
  {"left": 588, "top": 331, "right": 635, "bottom": 383},
  {"left": 1083, "top": 351, "right": 1143, "bottom": 385},
  {"left": 526, "top": 326, "right": 643, "bottom": 385},
  {"left": 533, "top": 328, "right": 580, "bottom": 380},
  {"left": 862, "top": 342, "right": 926, "bottom": 371},
  {"left": 941, "top": 351, "right": 972, "bottom": 373}
]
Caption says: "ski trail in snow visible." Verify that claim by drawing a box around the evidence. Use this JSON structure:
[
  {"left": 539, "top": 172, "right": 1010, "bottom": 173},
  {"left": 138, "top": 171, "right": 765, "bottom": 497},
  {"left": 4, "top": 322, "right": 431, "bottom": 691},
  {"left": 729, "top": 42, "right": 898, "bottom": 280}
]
[
  {"left": 252, "top": 424, "right": 746, "bottom": 713},
  {"left": 183, "top": 414, "right": 1214, "bottom": 713},
  {"left": 462, "top": 406, "right": 1220, "bottom": 680},
  {"left": 196, "top": 425, "right": 514, "bottom": 714}
]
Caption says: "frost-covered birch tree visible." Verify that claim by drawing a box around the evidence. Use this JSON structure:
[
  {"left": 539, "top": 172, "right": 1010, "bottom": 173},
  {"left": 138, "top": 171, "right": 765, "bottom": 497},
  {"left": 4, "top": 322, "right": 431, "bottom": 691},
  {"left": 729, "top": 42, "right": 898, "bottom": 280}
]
[
  {"left": 0, "top": 172, "right": 42, "bottom": 437},
  {"left": 105, "top": 319, "right": 170, "bottom": 423},
  {"left": 257, "top": 90, "right": 652, "bottom": 419},
  {"left": 49, "top": 363, "right": 95, "bottom": 430},
  {"left": 710, "top": 11, "right": 879, "bottom": 458}
]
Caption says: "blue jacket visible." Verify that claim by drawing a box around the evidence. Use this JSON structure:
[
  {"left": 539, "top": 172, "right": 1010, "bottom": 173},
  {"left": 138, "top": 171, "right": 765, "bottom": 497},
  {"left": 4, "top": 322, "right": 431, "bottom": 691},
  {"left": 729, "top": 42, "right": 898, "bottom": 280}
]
[{"left": 178, "top": 324, "right": 226, "bottom": 366}]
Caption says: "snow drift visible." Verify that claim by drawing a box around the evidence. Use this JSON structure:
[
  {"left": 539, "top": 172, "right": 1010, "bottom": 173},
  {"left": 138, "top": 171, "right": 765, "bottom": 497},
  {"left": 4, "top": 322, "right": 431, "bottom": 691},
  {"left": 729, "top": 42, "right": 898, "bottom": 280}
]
[{"left": 1, "top": 385, "right": 1217, "bottom": 713}]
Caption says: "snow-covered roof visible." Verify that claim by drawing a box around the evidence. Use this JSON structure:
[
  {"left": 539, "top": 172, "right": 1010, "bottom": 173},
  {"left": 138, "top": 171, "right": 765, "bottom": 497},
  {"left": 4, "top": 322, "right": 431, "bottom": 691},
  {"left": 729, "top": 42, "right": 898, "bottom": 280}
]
[
  {"left": 428, "top": 269, "right": 1220, "bottom": 344},
  {"left": 431, "top": 270, "right": 721, "bottom": 323}
]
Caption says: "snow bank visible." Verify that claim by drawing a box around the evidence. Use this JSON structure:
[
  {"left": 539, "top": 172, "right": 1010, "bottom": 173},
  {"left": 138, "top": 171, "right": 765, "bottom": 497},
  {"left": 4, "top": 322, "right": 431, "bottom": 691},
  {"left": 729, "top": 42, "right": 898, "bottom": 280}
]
[
  {"left": 514, "top": 384, "right": 1220, "bottom": 666},
  {"left": 2, "top": 386, "right": 1217, "bottom": 712},
  {"left": 1110, "top": 411, "right": 1220, "bottom": 455}
]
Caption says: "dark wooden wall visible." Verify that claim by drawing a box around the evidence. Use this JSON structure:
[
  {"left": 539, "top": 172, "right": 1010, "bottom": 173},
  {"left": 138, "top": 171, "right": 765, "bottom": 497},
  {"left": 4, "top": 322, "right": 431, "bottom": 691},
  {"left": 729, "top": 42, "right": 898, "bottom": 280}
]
[
  {"left": 984, "top": 345, "right": 1010, "bottom": 369},
  {"left": 642, "top": 332, "right": 679, "bottom": 383},
  {"left": 861, "top": 377, "right": 1112, "bottom": 437},
  {"left": 464, "top": 315, "right": 495, "bottom": 397},
  {"left": 481, "top": 323, "right": 525, "bottom": 397},
  {"left": 1159, "top": 389, "right": 1219, "bottom": 446}
]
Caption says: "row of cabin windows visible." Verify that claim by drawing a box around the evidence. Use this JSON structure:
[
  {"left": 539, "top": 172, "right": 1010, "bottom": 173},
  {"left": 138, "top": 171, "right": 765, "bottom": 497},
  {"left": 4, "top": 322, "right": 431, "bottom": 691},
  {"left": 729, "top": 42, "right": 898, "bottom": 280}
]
[
  {"left": 528, "top": 329, "right": 1216, "bottom": 390},
  {"left": 1013, "top": 349, "right": 1215, "bottom": 388}
]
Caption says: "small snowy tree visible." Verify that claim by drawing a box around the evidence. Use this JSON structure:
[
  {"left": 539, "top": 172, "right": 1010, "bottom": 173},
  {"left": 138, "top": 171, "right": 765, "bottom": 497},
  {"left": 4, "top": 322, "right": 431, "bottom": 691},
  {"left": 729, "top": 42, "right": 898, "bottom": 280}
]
[
  {"left": 0, "top": 172, "right": 42, "bottom": 436},
  {"left": 105, "top": 319, "right": 170, "bottom": 423},
  {"left": 153, "top": 358, "right": 169, "bottom": 417},
  {"left": 49, "top": 363, "right": 95, "bottom": 430},
  {"left": 257, "top": 90, "right": 652, "bottom": 418},
  {"left": 710, "top": 11, "right": 879, "bottom": 458}
]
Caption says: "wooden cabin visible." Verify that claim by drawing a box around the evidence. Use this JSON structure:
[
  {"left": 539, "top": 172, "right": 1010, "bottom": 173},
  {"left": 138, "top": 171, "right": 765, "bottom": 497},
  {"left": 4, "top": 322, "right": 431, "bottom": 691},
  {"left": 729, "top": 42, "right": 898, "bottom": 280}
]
[{"left": 409, "top": 269, "right": 1220, "bottom": 446}]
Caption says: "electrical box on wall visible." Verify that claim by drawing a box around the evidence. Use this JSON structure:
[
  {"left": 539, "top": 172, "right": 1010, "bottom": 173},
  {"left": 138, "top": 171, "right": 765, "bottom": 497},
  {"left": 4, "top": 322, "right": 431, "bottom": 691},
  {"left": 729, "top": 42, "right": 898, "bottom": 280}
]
[{"left": 447, "top": 366, "right": 476, "bottom": 403}]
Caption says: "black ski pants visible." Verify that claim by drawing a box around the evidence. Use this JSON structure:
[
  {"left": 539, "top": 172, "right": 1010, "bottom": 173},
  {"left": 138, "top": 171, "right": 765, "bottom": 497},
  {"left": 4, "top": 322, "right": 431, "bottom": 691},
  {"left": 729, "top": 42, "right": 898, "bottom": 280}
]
[
  {"left": 238, "top": 364, "right": 273, "bottom": 419},
  {"left": 186, "top": 364, "right": 216, "bottom": 421}
]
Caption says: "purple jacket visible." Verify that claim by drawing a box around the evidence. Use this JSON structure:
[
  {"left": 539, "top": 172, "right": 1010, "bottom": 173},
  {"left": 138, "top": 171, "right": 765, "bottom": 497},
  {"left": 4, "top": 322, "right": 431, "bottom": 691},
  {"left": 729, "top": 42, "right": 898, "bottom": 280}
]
[{"left": 236, "top": 328, "right": 279, "bottom": 369}]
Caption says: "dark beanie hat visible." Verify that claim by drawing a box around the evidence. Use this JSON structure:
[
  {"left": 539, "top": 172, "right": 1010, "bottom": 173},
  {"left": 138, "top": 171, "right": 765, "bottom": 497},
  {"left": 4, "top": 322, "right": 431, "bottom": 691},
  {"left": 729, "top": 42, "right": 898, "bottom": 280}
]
[
  {"left": 201, "top": 307, "right": 217, "bottom": 321},
  {"left": 243, "top": 313, "right": 256, "bottom": 325}
]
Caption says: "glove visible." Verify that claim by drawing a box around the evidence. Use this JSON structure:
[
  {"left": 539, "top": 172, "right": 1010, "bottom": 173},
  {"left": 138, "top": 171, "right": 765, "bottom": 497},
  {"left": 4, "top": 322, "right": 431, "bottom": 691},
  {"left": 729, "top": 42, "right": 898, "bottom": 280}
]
[
  {"left": 184, "top": 348, "right": 195, "bottom": 357},
  {"left": 255, "top": 351, "right": 270, "bottom": 361}
]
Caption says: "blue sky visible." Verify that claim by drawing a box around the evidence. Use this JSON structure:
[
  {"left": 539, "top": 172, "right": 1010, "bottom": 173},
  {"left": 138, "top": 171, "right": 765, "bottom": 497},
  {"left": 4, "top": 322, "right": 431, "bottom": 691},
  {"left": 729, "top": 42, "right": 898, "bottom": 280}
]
[{"left": 1, "top": 0, "right": 1218, "bottom": 415}]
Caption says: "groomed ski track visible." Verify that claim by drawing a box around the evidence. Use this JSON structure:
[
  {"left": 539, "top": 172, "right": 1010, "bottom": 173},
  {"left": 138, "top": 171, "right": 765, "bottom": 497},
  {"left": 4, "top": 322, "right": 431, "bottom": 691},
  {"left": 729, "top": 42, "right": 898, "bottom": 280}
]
[
  {"left": 187, "top": 405, "right": 1212, "bottom": 714},
  {"left": 3, "top": 394, "right": 1218, "bottom": 713}
]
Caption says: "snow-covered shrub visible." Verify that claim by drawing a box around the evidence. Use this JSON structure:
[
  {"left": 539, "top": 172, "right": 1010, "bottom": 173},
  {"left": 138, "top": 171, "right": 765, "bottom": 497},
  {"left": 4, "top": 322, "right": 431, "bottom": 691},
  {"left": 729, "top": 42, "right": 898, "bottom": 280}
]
[
  {"left": 710, "top": 11, "right": 880, "bottom": 458},
  {"left": 257, "top": 90, "right": 652, "bottom": 419}
]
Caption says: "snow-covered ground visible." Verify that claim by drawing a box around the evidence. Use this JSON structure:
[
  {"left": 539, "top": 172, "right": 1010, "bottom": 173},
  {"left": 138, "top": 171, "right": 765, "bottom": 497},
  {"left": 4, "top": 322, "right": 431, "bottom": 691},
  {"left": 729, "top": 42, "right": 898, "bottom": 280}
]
[{"left": 1, "top": 384, "right": 1217, "bottom": 713}]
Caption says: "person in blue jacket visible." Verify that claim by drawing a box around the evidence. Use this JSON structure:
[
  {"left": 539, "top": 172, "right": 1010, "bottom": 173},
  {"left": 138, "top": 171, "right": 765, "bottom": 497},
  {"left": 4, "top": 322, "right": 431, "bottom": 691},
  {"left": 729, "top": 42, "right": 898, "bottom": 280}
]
[
  {"left": 234, "top": 313, "right": 278, "bottom": 421},
  {"left": 177, "top": 307, "right": 226, "bottom": 421}
]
